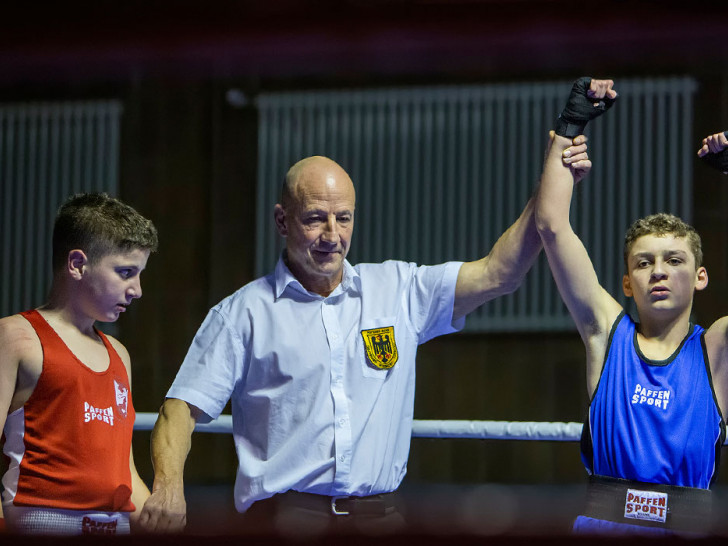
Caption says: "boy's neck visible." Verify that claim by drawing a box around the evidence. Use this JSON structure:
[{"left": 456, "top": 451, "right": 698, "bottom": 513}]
[
  {"left": 635, "top": 311, "right": 692, "bottom": 360},
  {"left": 40, "top": 293, "right": 97, "bottom": 337}
]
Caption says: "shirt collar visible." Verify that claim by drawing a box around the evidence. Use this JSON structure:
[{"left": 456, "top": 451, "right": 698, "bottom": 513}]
[{"left": 274, "top": 254, "right": 361, "bottom": 300}]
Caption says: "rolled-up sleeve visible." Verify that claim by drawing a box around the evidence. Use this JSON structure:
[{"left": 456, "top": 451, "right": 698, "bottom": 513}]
[
  {"left": 410, "top": 261, "right": 465, "bottom": 344},
  {"left": 166, "top": 308, "right": 245, "bottom": 421}
]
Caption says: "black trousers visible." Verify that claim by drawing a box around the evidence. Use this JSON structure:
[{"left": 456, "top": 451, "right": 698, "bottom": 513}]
[{"left": 236, "top": 491, "right": 408, "bottom": 537}]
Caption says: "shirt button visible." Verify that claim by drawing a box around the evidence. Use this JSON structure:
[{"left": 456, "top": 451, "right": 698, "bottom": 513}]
[
  {"left": 339, "top": 419, "right": 346, "bottom": 426},
  {"left": 339, "top": 455, "right": 346, "bottom": 462}
]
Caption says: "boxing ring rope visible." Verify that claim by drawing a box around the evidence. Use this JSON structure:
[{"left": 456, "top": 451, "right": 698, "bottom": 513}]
[{"left": 134, "top": 412, "right": 584, "bottom": 442}]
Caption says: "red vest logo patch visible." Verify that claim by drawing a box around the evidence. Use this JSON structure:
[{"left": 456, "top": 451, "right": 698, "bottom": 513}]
[
  {"left": 114, "top": 379, "right": 129, "bottom": 419},
  {"left": 361, "top": 326, "right": 398, "bottom": 369}
]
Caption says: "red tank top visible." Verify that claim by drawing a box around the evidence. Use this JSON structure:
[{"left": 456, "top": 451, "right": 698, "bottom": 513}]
[{"left": 11, "top": 310, "right": 136, "bottom": 512}]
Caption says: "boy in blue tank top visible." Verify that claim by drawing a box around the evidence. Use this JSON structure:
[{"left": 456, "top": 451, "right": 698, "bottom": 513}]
[{"left": 534, "top": 78, "right": 728, "bottom": 535}]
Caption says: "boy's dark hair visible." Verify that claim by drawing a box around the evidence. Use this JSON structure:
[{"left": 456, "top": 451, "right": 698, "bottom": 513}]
[
  {"left": 623, "top": 213, "right": 703, "bottom": 271},
  {"left": 52, "top": 193, "right": 158, "bottom": 272}
]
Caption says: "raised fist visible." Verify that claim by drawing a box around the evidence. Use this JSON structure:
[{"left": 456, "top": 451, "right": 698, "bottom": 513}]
[{"left": 555, "top": 77, "right": 617, "bottom": 138}]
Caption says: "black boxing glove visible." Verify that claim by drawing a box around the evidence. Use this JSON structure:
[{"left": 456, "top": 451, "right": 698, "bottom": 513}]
[
  {"left": 699, "top": 131, "right": 728, "bottom": 173},
  {"left": 555, "top": 77, "right": 617, "bottom": 138}
]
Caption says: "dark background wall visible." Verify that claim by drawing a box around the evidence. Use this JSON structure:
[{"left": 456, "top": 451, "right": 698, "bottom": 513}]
[{"left": 3, "top": 1, "right": 728, "bottom": 526}]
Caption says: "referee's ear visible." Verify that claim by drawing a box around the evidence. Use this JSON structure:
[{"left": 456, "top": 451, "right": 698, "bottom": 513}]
[{"left": 274, "top": 204, "right": 288, "bottom": 237}]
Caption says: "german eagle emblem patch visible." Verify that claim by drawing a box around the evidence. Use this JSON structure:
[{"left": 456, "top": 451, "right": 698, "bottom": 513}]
[{"left": 361, "top": 326, "right": 398, "bottom": 369}]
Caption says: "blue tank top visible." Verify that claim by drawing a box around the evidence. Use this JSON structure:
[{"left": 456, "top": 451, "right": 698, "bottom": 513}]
[{"left": 581, "top": 312, "right": 725, "bottom": 489}]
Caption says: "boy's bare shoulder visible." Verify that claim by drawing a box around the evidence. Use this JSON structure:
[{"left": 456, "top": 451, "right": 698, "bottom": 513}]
[
  {"left": 0, "top": 314, "right": 40, "bottom": 358},
  {"left": 704, "top": 316, "right": 728, "bottom": 349},
  {"left": 105, "top": 333, "right": 131, "bottom": 366}
]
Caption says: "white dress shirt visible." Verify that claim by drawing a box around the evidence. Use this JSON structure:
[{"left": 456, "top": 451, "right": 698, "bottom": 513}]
[{"left": 167, "top": 256, "right": 464, "bottom": 512}]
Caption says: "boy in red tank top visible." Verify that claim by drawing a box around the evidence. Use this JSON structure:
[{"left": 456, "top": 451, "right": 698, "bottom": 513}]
[{"left": 0, "top": 193, "right": 157, "bottom": 535}]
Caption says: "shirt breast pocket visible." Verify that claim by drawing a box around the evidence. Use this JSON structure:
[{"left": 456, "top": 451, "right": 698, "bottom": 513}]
[{"left": 359, "top": 317, "right": 399, "bottom": 380}]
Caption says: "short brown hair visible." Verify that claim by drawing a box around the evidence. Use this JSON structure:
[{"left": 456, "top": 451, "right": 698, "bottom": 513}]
[
  {"left": 623, "top": 213, "right": 702, "bottom": 270},
  {"left": 52, "top": 193, "right": 158, "bottom": 272}
]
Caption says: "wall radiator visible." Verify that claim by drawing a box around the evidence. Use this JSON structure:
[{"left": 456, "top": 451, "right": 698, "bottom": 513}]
[
  {"left": 256, "top": 77, "right": 697, "bottom": 332},
  {"left": 0, "top": 101, "right": 122, "bottom": 317}
]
